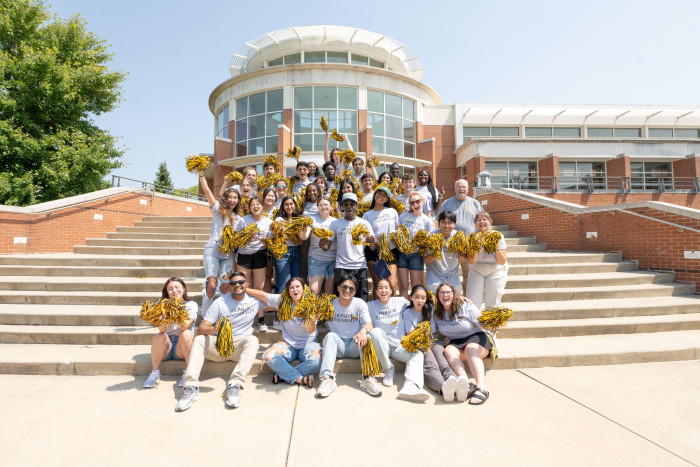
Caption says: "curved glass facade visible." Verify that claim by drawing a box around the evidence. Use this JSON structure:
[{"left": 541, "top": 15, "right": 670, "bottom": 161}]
[
  {"left": 293, "top": 86, "right": 358, "bottom": 152},
  {"left": 367, "top": 90, "right": 415, "bottom": 158},
  {"left": 234, "top": 89, "right": 283, "bottom": 157}
]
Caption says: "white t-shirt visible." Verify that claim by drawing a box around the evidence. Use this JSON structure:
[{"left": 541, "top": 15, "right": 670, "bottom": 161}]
[
  {"left": 432, "top": 302, "right": 482, "bottom": 340},
  {"left": 204, "top": 293, "right": 267, "bottom": 337},
  {"left": 398, "top": 211, "right": 433, "bottom": 253},
  {"left": 309, "top": 214, "right": 337, "bottom": 262},
  {"left": 362, "top": 192, "right": 374, "bottom": 203},
  {"left": 236, "top": 215, "right": 272, "bottom": 255},
  {"left": 293, "top": 179, "right": 311, "bottom": 195},
  {"left": 165, "top": 301, "right": 199, "bottom": 337},
  {"left": 415, "top": 186, "right": 435, "bottom": 217},
  {"left": 328, "top": 297, "right": 371, "bottom": 339},
  {"left": 397, "top": 193, "right": 429, "bottom": 216},
  {"left": 303, "top": 202, "right": 319, "bottom": 218},
  {"left": 425, "top": 229, "right": 461, "bottom": 289},
  {"left": 203, "top": 202, "right": 240, "bottom": 259},
  {"left": 367, "top": 297, "right": 410, "bottom": 346},
  {"left": 329, "top": 217, "right": 375, "bottom": 269},
  {"left": 362, "top": 208, "right": 399, "bottom": 250},
  {"left": 266, "top": 294, "right": 317, "bottom": 349},
  {"left": 476, "top": 232, "right": 508, "bottom": 264}
]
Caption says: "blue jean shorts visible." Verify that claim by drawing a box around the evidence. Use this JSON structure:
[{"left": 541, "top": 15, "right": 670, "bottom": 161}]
[
  {"left": 165, "top": 334, "right": 181, "bottom": 361},
  {"left": 308, "top": 256, "right": 335, "bottom": 278},
  {"left": 203, "top": 254, "right": 234, "bottom": 280},
  {"left": 397, "top": 252, "right": 424, "bottom": 271}
]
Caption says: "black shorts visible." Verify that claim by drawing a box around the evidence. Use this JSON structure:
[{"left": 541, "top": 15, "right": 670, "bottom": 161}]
[
  {"left": 237, "top": 249, "right": 269, "bottom": 270},
  {"left": 364, "top": 246, "right": 378, "bottom": 262},
  {"left": 447, "top": 331, "right": 493, "bottom": 354},
  {"left": 365, "top": 247, "right": 399, "bottom": 266}
]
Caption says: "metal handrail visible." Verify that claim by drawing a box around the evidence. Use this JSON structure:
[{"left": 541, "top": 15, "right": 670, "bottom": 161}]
[{"left": 111, "top": 175, "right": 206, "bottom": 202}]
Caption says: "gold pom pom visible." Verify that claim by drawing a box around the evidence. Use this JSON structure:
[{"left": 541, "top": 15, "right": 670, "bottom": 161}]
[
  {"left": 186, "top": 155, "right": 212, "bottom": 174},
  {"left": 256, "top": 172, "right": 283, "bottom": 191},
  {"left": 389, "top": 196, "right": 405, "bottom": 214},
  {"left": 426, "top": 290, "right": 436, "bottom": 305},
  {"left": 225, "top": 171, "right": 243, "bottom": 184},
  {"left": 286, "top": 146, "right": 301, "bottom": 159},
  {"left": 356, "top": 199, "right": 371, "bottom": 217},
  {"left": 378, "top": 233, "right": 395, "bottom": 262},
  {"left": 286, "top": 216, "right": 314, "bottom": 244},
  {"left": 481, "top": 230, "right": 501, "bottom": 254},
  {"left": 215, "top": 317, "right": 234, "bottom": 357},
  {"left": 351, "top": 223, "right": 370, "bottom": 245},
  {"left": 139, "top": 298, "right": 189, "bottom": 327},
  {"left": 446, "top": 230, "right": 469, "bottom": 256},
  {"left": 390, "top": 224, "right": 411, "bottom": 254},
  {"left": 341, "top": 169, "right": 352, "bottom": 179},
  {"left": 311, "top": 226, "right": 334, "bottom": 239},
  {"left": 331, "top": 129, "right": 345, "bottom": 142},
  {"left": 239, "top": 197, "right": 251, "bottom": 215},
  {"left": 478, "top": 306, "right": 514, "bottom": 332},
  {"left": 336, "top": 149, "right": 356, "bottom": 165},
  {"left": 231, "top": 222, "right": 259, "bottom": 248},
  {"left": 218, "top": 225, "right": 236, "bottom": 255},
  {"left": 320, "top": 115, "right": 329, "bottom": 132},
  {"left": 315, "top": 294, "right": 337, "bottom": 322},
  {"left": 264, "top": 155, "right": 281, "bottom": 173},
  {"left": 278, "top": 285, "right": 315, "bottom": 321},
  {"left": 334, "top": 175, "right": 343, "bottom": 186},
  {"left": 267, "top": 223, "right": 288, "bottom": 259},
  {"left": 400, "top": 321, "right": 435, "bottom": 353},
  {"left": 369, "top": 156, "right": 381, "bottom": 167},
  {"left": 361, "top": 339, "right": 381, "bottom": 378}
]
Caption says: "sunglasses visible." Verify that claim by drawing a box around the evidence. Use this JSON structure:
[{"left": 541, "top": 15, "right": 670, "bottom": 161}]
[
  {"left": 230, "top": 280, "right": 246, "bottom": 286},
  {"left": 340, "top": 285, "right": 356, "bottom": 293}
]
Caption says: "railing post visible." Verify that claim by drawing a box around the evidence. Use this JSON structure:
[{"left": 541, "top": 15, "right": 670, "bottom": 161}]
[
  {"left": 551, "top": 177, "right": 558, "bottom": 194},
  {"left": 621, "top": 177, "right": 631, "bottom": 193},
  {"left": 658, "top": 177, "right": 665, "bottom": 193}
]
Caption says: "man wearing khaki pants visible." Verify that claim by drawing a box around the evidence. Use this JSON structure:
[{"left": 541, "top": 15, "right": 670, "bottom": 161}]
[
  {"left": 176, "top": 272, "right": 263, "bottom": 412},
  {"left": 437, "top": 179, "right": 483, "bottom": 296}
]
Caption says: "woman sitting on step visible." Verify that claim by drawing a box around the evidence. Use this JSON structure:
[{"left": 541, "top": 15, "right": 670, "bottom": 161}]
[
  {"left": 143, "top": 277, "right": 198, "bottom": 389},
  {"left": 466, "top": 212, "right": 508, "bottom": 309}
]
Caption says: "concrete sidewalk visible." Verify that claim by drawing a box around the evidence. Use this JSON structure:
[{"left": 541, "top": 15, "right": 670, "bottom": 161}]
[{"left": 1, "top": 361, "right": 698, "bottom": 466}]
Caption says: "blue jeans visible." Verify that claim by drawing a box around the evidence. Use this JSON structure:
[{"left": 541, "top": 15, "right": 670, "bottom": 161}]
[
  {"left": 370, "top": 327, "right": 425, "bottom": 388},
  {"left": 264, "top": 341, "right": 321, "bottom": 385},
  {"left": 202, "top": 254, "right": 234, "bottom": 315},
  {"left": 319, "top": 332, "right": 362, "bottom": 378},
  {"left": 274, "top": 245, "right": 300, "bottom": 291}
]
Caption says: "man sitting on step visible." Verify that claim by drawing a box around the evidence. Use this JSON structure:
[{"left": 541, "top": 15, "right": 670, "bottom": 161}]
[{"left": 176, "top": 271, "right": 264, "bottom": 412}]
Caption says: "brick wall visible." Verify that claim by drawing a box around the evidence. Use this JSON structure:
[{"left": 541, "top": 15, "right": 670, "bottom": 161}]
[
  {"left": 477, "top": 190, "right": 700, "bottom": 289},
  {"left": 541, "top": 192, "right": 700, "bottom": 209},
  {"left": 419, "top": 124, "right": 458, "bottom": 197},
  {"left": 0, "top": 189, "right": 210, "bottom": 255}
]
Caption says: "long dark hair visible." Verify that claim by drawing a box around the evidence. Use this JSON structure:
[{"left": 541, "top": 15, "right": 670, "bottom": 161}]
[
  {"left": 378, "top": 172, "right": 392, "bottom": 185},
  {"left": 418, "top": 169, "right": 438, "bottom": 211},
  {"left": 218, "top": 187, "right": 242, "bottom": 223},
  {"left": 284, "top": 276, "right": 307, "bottom": 296},
  {"left": 278, "top": 195, "right": 300, "bottom": 219},
  {"left": 336, "top": 179, "right": 357, "bottom": 205},
  {"left": 161, "top": 277, "right": 190, "bottom": 301},
  {"left": 304, "top": 182, "right": 321, "bottom": 205},
  {"left": 261, "top": 187, "right": 276, "bottom": 208},
  {"left": 368, "top": 188, "right": 392, "bottom": 211},
  {"left": 407, "top": 284, "right": 433, "bottom": 323}
]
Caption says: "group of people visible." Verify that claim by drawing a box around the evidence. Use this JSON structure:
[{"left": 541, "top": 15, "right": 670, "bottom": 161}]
[{"left": 142, "top": 133, "right": 509, "bottom": 412}]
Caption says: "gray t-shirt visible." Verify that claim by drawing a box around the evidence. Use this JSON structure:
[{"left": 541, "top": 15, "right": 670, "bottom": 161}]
[
  {"left": 437, "top": 196, "right": 483, "bottom": 234},
  {"left": 476, "top": 232, "right": 508, "bottom": 264},
  {"left": 398, "top": 212, "right": 433, "bottom": 253},
  {"left": 165, "top": 301, "right": 199, "bottom": 337},
  {"left": 328, "top": 297, "right": 371, "bottom": 339},
  {"left": 432, "top": 302, "right": 482, "bottom": 340},
  {"left": 425, "top": 229, "right": 461, "bottom": 289},
  {"left": 329, "top": 217, "right": 375, "bottom": 269},
  {"left": 293, "top": 179, "right": 311, "bottom": 195},
  {"left": 397, "top": 193, "right": 429, "bottom": 216},
  {"left": 203, "top": 202, "right": 240, "bottom": 259},
  {"left": 266, "top": 294, "right": 317, "bottom": 349},
  {"left": 303, "top": 202, "right": 319, "bottom": 218},
  {"left": 309, "top": 214, "right": 337, "bottom": 262},
  {"left": 204, "top": 293, "right": 267, "bottom": 337},
  {"left": 415, "top": 185, "right": 435, "bottom": 217},
  {"left": 402, "top": 307, "right": 437, "bottom": 337},
  {"left": 367, "top": 297, "right": 410, "bottom": 346},
  {"left": 362, "top": 208, "right": 399, "bottom": 250},
  {"left": 236, "top": 214, "right": 272, "bottom": 255}
]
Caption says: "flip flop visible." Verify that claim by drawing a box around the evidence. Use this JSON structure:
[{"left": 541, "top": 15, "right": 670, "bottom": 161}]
[
  {"left": 302, "top": 375, "right": 314, "bottom": 388},
  {"left": 272, "top": 374, "right": 281, "bottom": 384},
  {"left": 469, "top": 387, "right": 489, "bottom": 405}
]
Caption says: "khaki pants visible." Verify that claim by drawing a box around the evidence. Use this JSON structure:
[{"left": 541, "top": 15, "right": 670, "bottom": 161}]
[{"left": 183, "top": 334, "right": 259, "bottom": 389}]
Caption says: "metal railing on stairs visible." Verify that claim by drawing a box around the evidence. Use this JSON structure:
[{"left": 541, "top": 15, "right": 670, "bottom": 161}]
[{"left": 111, "top": 175, "right": 206, "bottom": 202}]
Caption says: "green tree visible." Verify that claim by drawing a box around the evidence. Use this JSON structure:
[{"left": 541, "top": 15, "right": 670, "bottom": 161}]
[
  {"left": 0, "top": 0, "right": 126, "bottom": 206},
  {"left": 154, "top": 161, "right": 173, "bottom": 193}
]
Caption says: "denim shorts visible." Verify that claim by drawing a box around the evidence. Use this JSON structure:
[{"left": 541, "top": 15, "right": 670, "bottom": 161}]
[
  {"left": 308, "top": 256, "right": 335, "bottom": 278},
  {"left": 164, "top": 334, "right": 181, "bottom": 361},
  {"left": 397, "top": 252, "right": 424, "bottom": 271},
  {"left": 203, "top": 254, "right": 234, "bottom": 280}
]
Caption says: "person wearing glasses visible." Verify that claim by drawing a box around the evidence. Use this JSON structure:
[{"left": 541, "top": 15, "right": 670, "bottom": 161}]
[
  {"left": 274, "top": 180, "right": 288, "bottom": 209},
  {"left": 315, "top": 274, "right": 382, "bottom": 398},
  {"left": 434, "top": 282, "right": 492, "bottom": 405},
  {"left": 424, "top": 210, "right": 468, "bottom": 293},
  {"left": 397, "top": 192, "right": 432, "bottom": 299}
]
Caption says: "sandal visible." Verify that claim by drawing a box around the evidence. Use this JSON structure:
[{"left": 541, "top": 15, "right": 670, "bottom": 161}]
[
  {"left": 272, "top": 374, "right": 281, "bottom": 384},
  {"left": 467, "top": 382, "right": 476, "bottom": 399},
  {"left": 301, "top": 375, "right": 314, "bottom": 388},
  {"left": 469, "top": 387, "right": 489, "bottom": 405}
]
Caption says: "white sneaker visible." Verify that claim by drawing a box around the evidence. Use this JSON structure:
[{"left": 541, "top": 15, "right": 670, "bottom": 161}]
[
  {"left": 143, "top": 370, "right": 160, "bottom": 389},
  {"left": 272, "top": 320, "right": 282, "bottom": 331},
  {"left": 315, "top": 375, "right": 337, "bottom": 398},
  {"left": 360, "top": 377, "right": 382, "bottom": 397},
  {"left": 178, "top": 370, "right": 186, "bottom": 388},
  {"left": 441, "top": 375, "right": 458, "bottom": 402},
  {"left": 258, "top": 321, "right": 268, "bottom": 333},
  {"left": 398, "top": 383, "right": 430, "bottom": 402},
  {"left": 175, "top": 386, "right": 200, "bottom": 412},
  {"left": 455, "top": 375, "right": 470, "bottom": 402},
  {"left": 382, "top": 366, "right": 395, "bottom": 387},
  {"left": 226, "top": 384, "right": 241, "bottom": 408}
]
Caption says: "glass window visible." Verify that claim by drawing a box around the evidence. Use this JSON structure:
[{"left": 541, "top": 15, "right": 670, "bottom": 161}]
[
  {"left": 463, "top": 127, "right": 490, "bottom": 141},
  {"left": 369, "top": 58, "right": 384, "bottom": 68},
  {"left": 631, "top": 161, "right": 672, "bottom": 189},
  {"left": 366, "top": 91, "right": 415, "bottom": 158},
  {"left": 351, "top": 54, "right": 368, "bottom": 65},
  {"left": 491, "top": 127, "right": 519, "bottom": 137},
  {"left": 266, "top": 112, "right": 282, "bottom": 137},
  {"left": 675, "top": 128, "right": 700, "bottom": 138},
  {"left": 217, "top": 105, "right": 229, "bottom": 139},
  {"left": 648, "top": 128, "right": 673, "bottom": 137},
  {"left": 236, "top": 120, "right": 247, "bottom": 142},
  {"left": 294, "top": 134, "right": 313, "bottom": 152},
  {"left": 305, "top": 51, "right": 325, "bottom": 63},
  {"left": 372, "top": 136, "right": 385, "bottom": 154},
  {"left": 248, "top": 138, "right": 265, "bottom": 155},
  {"left": 403, "top": 119, "right": 415, "bottom": 142},
  {"left": 327, "top": 51, "right": 348, "bottom": 63},
  {"left": 284, "top": 53, "right": 301, "bottom": 64},
  {"left": 265, "top": 138, "right": 278, "bottom": 154},
  {"left": 247, "top": 114, "right": 266, "bottom": 139},
  {"left": 588, "top": 128, "right": 613, "bottom": 137},
  {"left": 614, "top": 128, "right": 641, "bottom": 138},
  {"left": 292, "top": 86, "right": 359, "bottom": 152},
  {"left": 294, "top": 87, "right": 313, "bottom": 109},
  {"left": 338, "top": 87, "right": 357, "bottom": 110},
  {"left": 385, "top": 138, "right": 403, "bottom": 156},
  {"left": 234, "top": 89, "right": 282, "bottom": 157},
  {"left": 267, "top": 89, "right": 283, "bottom": 112},
  {"left": 403, "top": 142, "right": 415, "bottom": 158},
  {"left": 368, "top": 113, "right": 384, "bottom": 136},
  {"left": 269, "top": 57, "right": 283, "bottom": 67},
  {"left": 385, "top": 115, "right": 403, "bottom": 140},
  {"left": 293, "top": 110, "right": 313, "bottom": 133},
  {"left": 236, "top": 97, "right": 248, "bottom": 120},
  {"left": 403, "top": 98, "right": 414, "bottom": 121},
  {"left": 525, "top": 127, "right": 552, "bottom": 137},
  {"left": 367, "top": 90, "right": 384, "bottom": 113},
  {"left": 385, "top": 93, "right": 402, "bottom": 117},
  {"left": 249, "top": 92, "right": 266, "bottom": 116},
  {"left": 314, "top": 86, "right": 337, "bottom": 109},
  {"left": 313, "top": 110, "right": 336, "bottom": 132},
  {"left": 553, "top": 127, "right": 581, "bottom": 137},
  {"left": 337, "top": 110, "right": 357, "bottom": 134}
]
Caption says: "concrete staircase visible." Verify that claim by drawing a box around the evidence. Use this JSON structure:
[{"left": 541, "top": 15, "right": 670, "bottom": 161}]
[{"left": 0, "top": 216, "right": 698, "bottom": 377}]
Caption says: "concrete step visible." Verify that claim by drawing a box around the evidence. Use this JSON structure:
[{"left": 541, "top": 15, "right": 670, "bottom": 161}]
[
  {"left": 0, "top": 276, "right": 201, "bottom": 293},
  {"left": 506, "top": 251, "right": 622, "bottom": 265},
  {"left": 133, "top": 221, "right": 213, "bottom": 228},
  {"left": 73, "top": 246, "right": 203, "bottom": 255},
  {"left": 0, "top": 265, "right": 204, "bottom": 278},
  {"left": 116, "top": 226, "right": 211, "bottom": 234},
  {"left": 502, "top": 283, "right": 696, "bottom": 302},
  {"left": 0, "top": 305, "right": 145, "bottom": 326},
  {"left": 0, "top": 291, "right": 202, "bottom": 306},
  {"left": 507, "top": 262, "right": 637, "bottom": 275},
  {"left": 141, "top": 216, "right": 211, "bottom": 222},
  {"left": 0, "top": 254, "right": 203, "bottom": 268},
  {"left": 106, "top": 232, "right": 210, "bottom": 241},
  {"left": 85, "top": 238, "right": 207, "bottom": 248},
  {"left": 1, "top": 330, "right": 697, "bottom": 375},
  {"left": 505, "top": 271, "right": 673, "bottom": 289}
]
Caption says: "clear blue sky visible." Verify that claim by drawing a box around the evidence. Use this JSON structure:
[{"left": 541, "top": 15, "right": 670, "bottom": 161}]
[{"left": 50, "top": 0, "right": 700, "bottom": 189}]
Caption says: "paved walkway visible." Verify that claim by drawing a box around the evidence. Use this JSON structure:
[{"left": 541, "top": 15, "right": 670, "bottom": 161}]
[{"left": 1, "top": 361, "right": 698, "bottom": 466}]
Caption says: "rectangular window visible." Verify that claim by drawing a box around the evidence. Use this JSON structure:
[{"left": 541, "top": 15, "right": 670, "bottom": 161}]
[
  {"left": 648, "top": 128, "right": 673, "bottom": 137},
  {"left": 351, "top": 54, "right": 368, "bottom": 65},
  {"left": 338, "top": 87, "right": 357, "bottom": 110},
  {"left": 367, "top": 90, "right": 384, "bottom": 113},
  {"left": 266, "top": 112, "right": 282, "bottom": 137},
  {"left": 403, "top": 98, "right": 415, "bottom": 121},
  {"left": 553, "top": 127, "right": 581, "bottom": 137},
  {"left": 463, "top": 127, "right": 490, "bottom": 140},
  {"left": 314, "top": 86, "right": 337, "bottom": 109},
  {"left": 248, "top": 92, "right": 266, "bottom": 116},
  {"left": 305, "top": 51, "right": 325, "bottom": 63},
  {"left": 675, "top": 128, "right": 700, "bottom": 138},
  {"left": 326, "top": 51, "right": 348, "bottom": 63},
  {"left": 284, "top": 53, "right": 301, "bottom": 64},
  {"left": 217, "top": 105, "right": 229, "bottom": 138},
  {"left": 588, "top": 128, "right": 613, "bottom": 137},
  {"left": 294, "top": 87, "right": 313, "bottom": 109},
  {"left": 385, "top": 93, "right": 402, "bottom": 117},
  {"left": 491, "top": 127, "right": 519, "bottom": 137},
  {"left": 614, "top": 128, "right": 641, "bottom": 138},
  {"left": 525, "top": 127, "right": 552, "bottom": 137},
  {"left": 247, "top": 114, "right": 266, "bottom": 139},
  {"left": 236, "top": 97, "right": 248, "bottom": 120},
  {"left": 267, "top": 89, "right": 283, "bottom": 112},
  {"left": 268, "top": 57, "right": 283, "bottom": 66},
  {"left": 368, "top": 113, "right": 384, "bottom": 136},
  {"left": 369, "top": 58, "right": 384, "bottom": 68}
]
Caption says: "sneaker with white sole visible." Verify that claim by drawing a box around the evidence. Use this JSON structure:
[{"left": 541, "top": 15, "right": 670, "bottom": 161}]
[
  {"left": 398, "top": 383, "right": 430, "bottom": 402},
  {"left": 359, "top": 377, "right": 382, "bottom": 397},
  {"left": 382, "top": 366, "right": 395, "bottom": 387},
  {"left": 272, "top": 320, "right": 282, "bottom": 331},
  {"left": 143, "top": 370, "right": 160, "bottom": 389},
  {"left": 441, "top": 375, "right": 458, "bottom": 402},
  {"left": 226, "top": 385, "right": 241, "bottom": 408},
  {"left": 175, "top": 386, "right": 200, "bottom": 412},
  {"left": 178, "top": 370, "right": 186, "bottom": 388},
  {"left": 315, "top": 375, "right": 337, "bottom": 398},
  {"left": 258, "top": 321, "right": 268, "bottom": 333},
  {"left": 455, "top": 375, "right": 469, "bottom": 402}
]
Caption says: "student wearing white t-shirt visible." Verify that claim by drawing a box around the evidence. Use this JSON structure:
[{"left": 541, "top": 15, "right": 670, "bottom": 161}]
[
  {"left": 142, "top": 278, "right": 199, "bottom": 390},
  {"left": 246, "top": 278, "right": 320, "bottom": 387},
  {"left": 424, "top": 210, "right": 468, "bottom": 292},
  {"left": 176, "top": 272, "right": 264, "bottom": 412},
  {"left": 308, "top": 197, "right": 337, "bottom": 295},
  {"left": 397, "top": 192, "right": 433, "bottom": 299},
  {"left": 466, "top": 212, "right": 508, "bottom": 309},
  {"left": 367, "top": 278, "right": 430, "bottom": 402},
  {"left": 416, "top": 169, "right": 445, "bottom": 219},
  {"left": 362, "top": 187, "right": 400, "bottom": 298}
]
